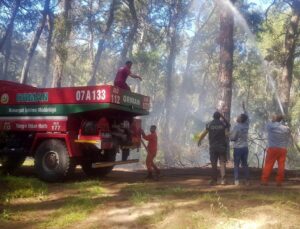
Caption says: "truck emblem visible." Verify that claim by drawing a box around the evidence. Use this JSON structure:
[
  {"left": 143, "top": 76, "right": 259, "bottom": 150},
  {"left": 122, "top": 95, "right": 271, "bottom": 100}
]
[
  {"left": 16, "top": 92, "right": 48, "bottom": 102},
  {"left": 3, "top": 122, "right": 11, "bottom": 130},
  {"left": 0, "top": 93, "right": 9, "bottom": 104}
]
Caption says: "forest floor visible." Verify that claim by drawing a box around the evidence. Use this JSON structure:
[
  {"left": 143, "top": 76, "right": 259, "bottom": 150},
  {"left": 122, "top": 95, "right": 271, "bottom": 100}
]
[{"left": 0, "top": 161, "right": 300, "bottom": 229}]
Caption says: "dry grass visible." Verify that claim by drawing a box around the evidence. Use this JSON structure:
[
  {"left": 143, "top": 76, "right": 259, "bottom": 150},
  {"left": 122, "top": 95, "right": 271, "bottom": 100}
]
[{"left": 0, "top": 168, "right": 300, "bottom": 229}]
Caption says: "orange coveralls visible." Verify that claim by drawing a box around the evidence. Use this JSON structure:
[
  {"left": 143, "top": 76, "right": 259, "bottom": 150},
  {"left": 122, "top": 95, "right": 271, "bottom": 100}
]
[
  {"left": 261, "top": 147, "right": 287, "bottom": 184},
  {"left": 261, "top": 121, "right": 290, "bottom": 185},
  {"left": 142, "top": 132, "right": 158, "bottom": 173}
]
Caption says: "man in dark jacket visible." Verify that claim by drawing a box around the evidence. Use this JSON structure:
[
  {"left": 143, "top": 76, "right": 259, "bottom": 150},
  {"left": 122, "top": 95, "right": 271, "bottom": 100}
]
[{"left": 198, "top": 111, "right": 230, "bottom": 185}]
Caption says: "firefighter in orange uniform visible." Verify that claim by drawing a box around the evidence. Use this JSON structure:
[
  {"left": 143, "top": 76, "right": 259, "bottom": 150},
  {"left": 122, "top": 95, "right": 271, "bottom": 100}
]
[
  {"left": 141, "top": 125, "right": 160, "bottom": 179},
  {"left": 261, "top": 114, "right": 290, "bottom": 186}
]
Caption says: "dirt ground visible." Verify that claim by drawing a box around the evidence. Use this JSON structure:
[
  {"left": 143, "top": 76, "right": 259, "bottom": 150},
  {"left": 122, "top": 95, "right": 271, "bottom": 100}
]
[{"left": 0, "top": 165, "right": 300, "bottom": 229}]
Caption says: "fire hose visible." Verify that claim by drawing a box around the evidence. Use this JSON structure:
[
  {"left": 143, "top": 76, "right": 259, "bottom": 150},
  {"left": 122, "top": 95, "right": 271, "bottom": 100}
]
[{"left": 141, "top": 139, "right": 150, "bottom": 154}]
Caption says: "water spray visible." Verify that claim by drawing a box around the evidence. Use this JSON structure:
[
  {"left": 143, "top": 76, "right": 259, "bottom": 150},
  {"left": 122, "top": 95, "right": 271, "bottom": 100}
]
[
  {"left": 221, "top": 0, "right": 285, "bottom": 116},
  {"left": 264, "top": 62, "right": 285, "bottom": 116}
]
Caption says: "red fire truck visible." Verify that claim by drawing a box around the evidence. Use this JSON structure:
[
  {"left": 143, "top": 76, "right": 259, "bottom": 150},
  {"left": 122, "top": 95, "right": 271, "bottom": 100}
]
[{"left": 0, "top": 80, "right": 150, "bottom": 181}]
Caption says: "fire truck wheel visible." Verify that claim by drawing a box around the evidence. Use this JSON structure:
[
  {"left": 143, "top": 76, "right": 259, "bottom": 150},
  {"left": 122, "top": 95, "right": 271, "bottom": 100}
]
[
  {"left": 81, "top": 149, "right": 116, "bottom": 177},
  {"left": 0, "top": 155, "right": 26, "bottom": 175},
  {"left": 34, "top": 139, "right": 75, "bottom": 182}
]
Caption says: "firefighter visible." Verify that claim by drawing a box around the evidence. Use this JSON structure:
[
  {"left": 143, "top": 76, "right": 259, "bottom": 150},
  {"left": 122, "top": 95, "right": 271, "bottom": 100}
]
[
  {"left": 230, "top": 102, "right": 250, "bottom": 185},
  {"left": 114, "top": 60, "right": 142, "bottom": 91},
  {"left": 198, "top": 111, "right": 230, "bottom": 185},
  {"left": 261, "top": 114, "right": 290, "bottom": 186},
  {"left": 141, "top": 125, "right": 160, "bottom": 180}
]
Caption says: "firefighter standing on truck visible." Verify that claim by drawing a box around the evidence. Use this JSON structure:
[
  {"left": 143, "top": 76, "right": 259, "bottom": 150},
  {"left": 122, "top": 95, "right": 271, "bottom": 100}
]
[
  {"left": 114, "top": 60, "right": 142, "bottom": 91},
  {"left": 141, "top": 125, "right": 160, "bottom": 180}
]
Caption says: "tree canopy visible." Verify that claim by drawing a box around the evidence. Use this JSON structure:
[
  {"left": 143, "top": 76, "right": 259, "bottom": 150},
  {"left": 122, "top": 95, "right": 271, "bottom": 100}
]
[{"left": 0, "top": 0, "right": 299, "bottom": 168}]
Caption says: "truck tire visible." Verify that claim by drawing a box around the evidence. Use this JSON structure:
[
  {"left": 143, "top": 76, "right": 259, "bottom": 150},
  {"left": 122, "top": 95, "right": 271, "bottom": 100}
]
[
  {"left": 81, "top": 149, "right": 116, "bottom": 177},
  {"left": 0, "top": 154, "right": 26, "bottom": 174},
  {"left": 0, "top": 132, "right": 28, "bottom": 174},
  {"left": 34, "top": 139, "right": 75, "bottom": 182}
]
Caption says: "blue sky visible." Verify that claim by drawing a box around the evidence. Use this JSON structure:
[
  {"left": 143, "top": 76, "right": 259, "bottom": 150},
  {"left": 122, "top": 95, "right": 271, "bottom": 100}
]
[{"left": 247, "top": 0, "right": 272, "bottom": 10}]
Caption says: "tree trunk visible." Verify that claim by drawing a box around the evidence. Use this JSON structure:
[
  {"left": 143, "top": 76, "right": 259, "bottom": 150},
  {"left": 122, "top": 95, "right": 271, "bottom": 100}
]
[
  {"left": 88, "top": 0, "right": 94, "bottom": 69},
  {"left": 164, "top": 29, "right": 177, "bottom": 137},
  {"left": 43, "top": 10, "right": 54, "bottom": 87},
  {"left": 217, "top": 0, "right": 235, "bottom": 160},
  {"left": 88, "top": 0, "right": 117, "bottom": 85},
  {"left": 118, "top": 0, "right": 138, "bottom": 67},
  {"left": 52, "top": 0, "right": 72, "bottom": 88},
  {"left": 0, "top": 0, "right": 21, "bottom": 53},
  {"left": 0, "top": 0, "right": 20, "bottom": 81},
  {"left": 162, "top": 25, "right": 177, "bottom": 165},
  {"left": 136, "top": 3, "right": 149, "bottom": 52},
  {"left": 163, "top": 1, "right": 183, "bottom": 166},
  {"left": 217, "top": 0, "right": 235, "bottom": 121},
  {"left": 20, "top": 0, "right": 50, "bottom": 84},
  {"left": 0, "top": 54, "right": 3, "bottom": 79},
  {"left": 279, "top": 0, "right": 300, "bottom": 114},
  {"left": 3, "top": 31, "right": 12, "bottom": 80}
]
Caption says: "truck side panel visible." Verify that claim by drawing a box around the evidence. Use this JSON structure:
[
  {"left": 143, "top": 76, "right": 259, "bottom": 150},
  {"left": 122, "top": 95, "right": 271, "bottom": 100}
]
[
  {"left": 30, "top": 132, "right": 81, "bottom": 157},
  {"left": 0, "top": 116, "right": 68, "bottom": 132}
]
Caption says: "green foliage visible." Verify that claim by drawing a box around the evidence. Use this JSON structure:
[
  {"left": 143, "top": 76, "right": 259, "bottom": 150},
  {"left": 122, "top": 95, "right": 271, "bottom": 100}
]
[
  {"left": 212, "top": 189, "right": 300, "bottom": 205},
  {"left": 1, "top": 0, "right": 300, "bottom": 167},
  {"left": 65, "top": 180, "right": 106, "bottom": 197},
  {"left": 130, "top": 190, "right": 151, "bottom": 205},
  {"left": 136, "top": 204, "right": 174, "bottom": 226},
  {"left": 40, "top": 180, "right": 107, "bottom": 228},
  {"left": 290, "top": 96, "right": 300, "bottom": 126},
  {"left": 0, "top": 175, "right": 48, "bottom": 221},
  {"left": 123, "top": 183, "right": 187, "bottom": 205},
  {"left": 39, "top": 196, "right": 95, "bottom": 229},
  {"left": 0, "top": 176, "right": 109, "bottom": 226},
  {"left": 54, "top": 17, "right": 72, "bottom": 63},
  {"left": 0, "top": 175, "right": 47, "bottom": 204},
  {"left": 258, "top": 12, "right": 287, "bottom": 65},
  {"left": 133, "top": 50, "right": 165, "bottom": 96}
]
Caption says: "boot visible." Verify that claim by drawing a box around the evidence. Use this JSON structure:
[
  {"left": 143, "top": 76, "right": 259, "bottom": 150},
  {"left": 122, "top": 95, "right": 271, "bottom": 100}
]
[
  {"left": 145, "top": 172, "right": 153, "bottom": 179},
  {"left": 155, "top": 169, "right": 161, "bottom": 177},
  {"left": 220, "top": 178, "right": 226, "bottom": 185}
]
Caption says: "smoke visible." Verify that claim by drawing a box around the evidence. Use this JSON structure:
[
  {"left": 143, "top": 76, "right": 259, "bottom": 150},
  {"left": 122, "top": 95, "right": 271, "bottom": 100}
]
[{"left": 137, "top": 0, "right": 285, "bottom": 169}]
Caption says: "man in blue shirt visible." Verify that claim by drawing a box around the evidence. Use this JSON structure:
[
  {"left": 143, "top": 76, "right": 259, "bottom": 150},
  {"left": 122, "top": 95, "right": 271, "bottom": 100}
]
[{"left": 230, "top": 103, "right": 249, "bottom": 185}]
